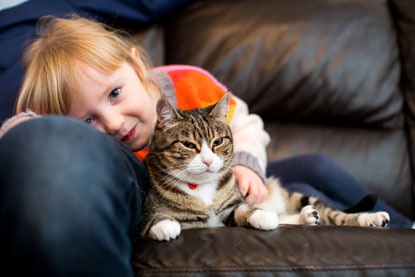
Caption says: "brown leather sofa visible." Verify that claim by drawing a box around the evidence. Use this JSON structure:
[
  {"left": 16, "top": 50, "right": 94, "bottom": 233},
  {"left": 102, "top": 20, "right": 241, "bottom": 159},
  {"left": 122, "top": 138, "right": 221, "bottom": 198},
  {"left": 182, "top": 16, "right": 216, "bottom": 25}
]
[{"left": 130, "top": 0, "right": 415, "bottom": 275}]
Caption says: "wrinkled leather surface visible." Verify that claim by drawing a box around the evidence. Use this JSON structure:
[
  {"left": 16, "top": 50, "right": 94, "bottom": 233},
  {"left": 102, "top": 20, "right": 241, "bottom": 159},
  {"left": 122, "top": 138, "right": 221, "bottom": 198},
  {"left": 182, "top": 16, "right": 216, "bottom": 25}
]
[
  {"left": 389, "top": 0, "right": 415, "bottom": 217},
  {"left": 128, "top": 24, "right": 165, "bottom": 67},
  {"left": 132, "top": 226, "right": 415, "bottom": 276},
  {"left": 165, "top": 0, "right": 403, "bottom": 128}
]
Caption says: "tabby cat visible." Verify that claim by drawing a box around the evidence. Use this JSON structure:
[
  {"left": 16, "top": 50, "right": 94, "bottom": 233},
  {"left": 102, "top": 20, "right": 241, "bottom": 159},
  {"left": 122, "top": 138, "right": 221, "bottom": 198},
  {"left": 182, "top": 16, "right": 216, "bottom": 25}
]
[{"left": 141, "top": 93, "right": 390, "bottom": 241}]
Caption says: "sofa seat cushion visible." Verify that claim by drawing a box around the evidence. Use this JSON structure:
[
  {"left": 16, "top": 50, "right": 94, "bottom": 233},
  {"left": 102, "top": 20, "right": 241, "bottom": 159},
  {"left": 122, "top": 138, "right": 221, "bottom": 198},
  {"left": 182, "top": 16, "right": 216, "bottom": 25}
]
[{"left": 132, "top": 226, "right": 415, "bottom": 276}]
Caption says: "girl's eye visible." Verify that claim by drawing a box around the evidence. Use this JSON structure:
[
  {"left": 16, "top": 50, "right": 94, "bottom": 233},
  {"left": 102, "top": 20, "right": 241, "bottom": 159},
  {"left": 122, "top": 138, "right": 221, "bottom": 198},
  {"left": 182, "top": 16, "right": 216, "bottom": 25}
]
[
  {"left": 109, "top": 88, "right": 120, "bottom": 100},
  {"left": 213, "top": 138, "right": 223, "bottom": 146},
  {"left": 85, "top": 118, "right": 95, "bottom": 125},
  {"left": 182, "top": 141, "right": 196, "bottom": 149}
]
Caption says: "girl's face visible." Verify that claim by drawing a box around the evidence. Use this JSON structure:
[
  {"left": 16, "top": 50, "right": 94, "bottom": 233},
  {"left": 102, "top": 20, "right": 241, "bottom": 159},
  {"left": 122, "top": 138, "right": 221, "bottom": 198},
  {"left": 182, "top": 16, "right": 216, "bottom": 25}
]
[{"left": 68, "top": 58, "right": 158, "bottom": 151}]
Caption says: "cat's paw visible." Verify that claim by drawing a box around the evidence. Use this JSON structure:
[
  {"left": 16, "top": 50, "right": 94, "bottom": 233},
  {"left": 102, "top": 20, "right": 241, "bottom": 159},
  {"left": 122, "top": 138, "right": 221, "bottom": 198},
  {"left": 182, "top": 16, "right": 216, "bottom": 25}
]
[
  {"left": 358, "top": 212, "right": 390, "bottom": 227},
  {"left": 248, "top": 209, "right": 279, "bottom": 230},
  {"left": 299, "top": 205, "right": 320, "bottom": 225},
  {"left": 149, "top": 219, "right": 181, "bottom": 241}
]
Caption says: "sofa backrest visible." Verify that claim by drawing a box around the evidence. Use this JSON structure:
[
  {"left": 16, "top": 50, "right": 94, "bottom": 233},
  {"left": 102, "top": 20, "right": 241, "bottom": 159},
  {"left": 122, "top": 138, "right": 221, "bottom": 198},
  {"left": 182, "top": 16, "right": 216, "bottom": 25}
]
[{"left": 133, "top": 0, "right": 414, "bottom": 218}]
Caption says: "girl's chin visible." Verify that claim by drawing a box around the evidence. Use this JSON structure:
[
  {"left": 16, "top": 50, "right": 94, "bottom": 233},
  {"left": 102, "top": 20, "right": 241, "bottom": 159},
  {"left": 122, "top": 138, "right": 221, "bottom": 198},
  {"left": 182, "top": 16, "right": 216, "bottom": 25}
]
[
  {"left": 126, "top": 138, "right": 147, "bottom": 152},
  {"left": 124, "top": 128, "right": 152, "bottom": 151}
]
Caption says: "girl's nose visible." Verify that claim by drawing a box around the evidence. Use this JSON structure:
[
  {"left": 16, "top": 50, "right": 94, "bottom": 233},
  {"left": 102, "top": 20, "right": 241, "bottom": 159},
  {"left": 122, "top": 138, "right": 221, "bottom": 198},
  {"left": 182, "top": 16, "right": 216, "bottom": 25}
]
[{"left": 102, "top": 112, "right": 123, "bottom": 135}]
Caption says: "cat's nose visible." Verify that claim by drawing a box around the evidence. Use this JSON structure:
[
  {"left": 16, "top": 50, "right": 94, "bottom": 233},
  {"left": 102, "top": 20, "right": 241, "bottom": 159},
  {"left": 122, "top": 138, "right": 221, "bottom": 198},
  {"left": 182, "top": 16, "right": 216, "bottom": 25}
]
[{"left": 202, "top": 159, "right": 212, "bottom": 167}]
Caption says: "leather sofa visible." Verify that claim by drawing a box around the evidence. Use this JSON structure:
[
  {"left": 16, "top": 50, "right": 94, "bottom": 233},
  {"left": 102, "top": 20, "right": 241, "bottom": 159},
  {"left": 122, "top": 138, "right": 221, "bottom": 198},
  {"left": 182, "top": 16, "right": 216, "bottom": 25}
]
[{"left": 129, "top": 0, "right": 415, "bottom": 275}]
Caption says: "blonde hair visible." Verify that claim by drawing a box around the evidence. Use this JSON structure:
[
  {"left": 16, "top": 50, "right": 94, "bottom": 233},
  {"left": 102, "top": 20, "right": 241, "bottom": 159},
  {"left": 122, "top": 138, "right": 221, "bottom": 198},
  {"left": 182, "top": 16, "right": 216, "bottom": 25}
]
[{"left": 16, "top": 14, "right": 160, "bottom": 115}]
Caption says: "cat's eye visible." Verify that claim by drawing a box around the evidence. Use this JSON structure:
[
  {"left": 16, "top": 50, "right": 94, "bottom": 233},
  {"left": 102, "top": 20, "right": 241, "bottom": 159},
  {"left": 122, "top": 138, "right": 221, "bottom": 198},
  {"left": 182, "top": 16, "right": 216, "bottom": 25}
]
[
  {"left": 212, "top": 138, "right": 223, "bottom": 147},
  {"left": 182, "top": 141, "right": 196, "bottom": 149}
]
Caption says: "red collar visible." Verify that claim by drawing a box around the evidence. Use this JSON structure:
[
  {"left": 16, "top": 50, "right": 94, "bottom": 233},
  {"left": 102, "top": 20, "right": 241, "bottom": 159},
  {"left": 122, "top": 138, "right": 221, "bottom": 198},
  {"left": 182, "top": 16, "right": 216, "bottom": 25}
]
[{"left": 188, "top": 183, "right": 198, "bottom": 190}]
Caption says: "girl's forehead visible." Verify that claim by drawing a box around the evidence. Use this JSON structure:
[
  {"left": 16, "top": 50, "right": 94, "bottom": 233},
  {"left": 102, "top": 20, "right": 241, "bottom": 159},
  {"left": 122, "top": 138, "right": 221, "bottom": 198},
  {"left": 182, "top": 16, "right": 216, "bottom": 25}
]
[
  {"left": 72, "top": 62, "right": 119, "bottom": 91},
  {"left": 77, "top": 62, "right": 114, "bottom": 81}
]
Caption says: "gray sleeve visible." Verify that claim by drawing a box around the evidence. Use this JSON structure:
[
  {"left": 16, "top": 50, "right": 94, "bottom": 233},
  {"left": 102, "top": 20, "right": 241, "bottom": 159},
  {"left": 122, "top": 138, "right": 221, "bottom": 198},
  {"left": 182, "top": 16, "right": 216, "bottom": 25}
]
[{"left": 232, "top": 151, "right": 266, "bottom": 183}]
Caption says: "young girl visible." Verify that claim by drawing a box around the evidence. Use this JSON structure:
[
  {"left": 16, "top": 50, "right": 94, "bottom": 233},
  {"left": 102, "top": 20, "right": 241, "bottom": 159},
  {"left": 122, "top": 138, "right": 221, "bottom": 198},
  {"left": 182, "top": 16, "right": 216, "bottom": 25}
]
[{"left": 0, "top": 15, "right": 413, "bottom": 276}]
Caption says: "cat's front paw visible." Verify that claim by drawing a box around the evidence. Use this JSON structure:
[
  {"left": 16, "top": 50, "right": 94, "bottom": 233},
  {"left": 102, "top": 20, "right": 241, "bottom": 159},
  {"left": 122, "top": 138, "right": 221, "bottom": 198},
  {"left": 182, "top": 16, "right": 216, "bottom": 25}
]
[
  {"left": 248, "top": 209, "right": 279, "bottom": 230},
  {"left": 149, "top": 219, "right": 181, "bottom": 241},
  {"left": 299, "top": 205, "right": 320, "bottom": 225},
  {"left": 358, "top": 212, "right": 390, "bottom": 227}
]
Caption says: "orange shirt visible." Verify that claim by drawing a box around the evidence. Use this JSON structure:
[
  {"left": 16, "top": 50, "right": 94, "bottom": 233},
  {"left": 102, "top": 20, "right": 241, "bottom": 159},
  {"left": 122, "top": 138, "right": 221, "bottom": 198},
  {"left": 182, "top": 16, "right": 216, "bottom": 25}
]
[{"left": 134, "top": 65, "right": 236, "bottom": 162}]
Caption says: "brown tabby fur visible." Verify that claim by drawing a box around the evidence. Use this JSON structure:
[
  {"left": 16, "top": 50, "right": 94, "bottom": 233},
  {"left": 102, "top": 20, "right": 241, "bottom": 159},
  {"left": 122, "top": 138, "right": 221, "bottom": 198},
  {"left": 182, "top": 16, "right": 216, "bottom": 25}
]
[
  {"left": 141, "top": 93, "right": 265, "bottom": 238},
  {"left": 140, "top": 93, "right": 390, "bottom": 240}
]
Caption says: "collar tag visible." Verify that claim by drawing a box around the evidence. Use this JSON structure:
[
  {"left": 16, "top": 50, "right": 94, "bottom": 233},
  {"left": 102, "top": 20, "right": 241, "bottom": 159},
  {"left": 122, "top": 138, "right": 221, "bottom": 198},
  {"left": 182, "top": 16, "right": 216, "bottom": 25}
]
[{"left": 188, "top": 183, "right": 198, "bottom": 190}]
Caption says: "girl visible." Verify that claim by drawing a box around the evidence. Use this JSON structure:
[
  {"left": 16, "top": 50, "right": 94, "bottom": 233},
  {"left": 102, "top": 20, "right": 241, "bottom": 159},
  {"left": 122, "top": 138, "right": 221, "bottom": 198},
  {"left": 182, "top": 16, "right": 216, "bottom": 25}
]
[{"left": 0, "top": 15, "right": 412, "bottom": 277}]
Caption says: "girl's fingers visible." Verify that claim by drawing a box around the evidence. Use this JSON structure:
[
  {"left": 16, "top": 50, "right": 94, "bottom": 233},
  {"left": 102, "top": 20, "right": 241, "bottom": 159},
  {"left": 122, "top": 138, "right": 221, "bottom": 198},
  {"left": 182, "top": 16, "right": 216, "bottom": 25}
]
[
  {"left": 238, "top": 179, "right": 249, "bottom": 197},
  {"left": 246, "top": 182, "right": 258, "bottom": 204}
]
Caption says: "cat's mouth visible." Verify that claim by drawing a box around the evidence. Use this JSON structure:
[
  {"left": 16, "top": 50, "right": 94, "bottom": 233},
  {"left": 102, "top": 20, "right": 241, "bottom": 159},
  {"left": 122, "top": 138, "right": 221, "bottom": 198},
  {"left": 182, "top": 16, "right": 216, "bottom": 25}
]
[
  {"left": 188, "top": 166, "right": 211, "bottom": 173},
  {"left": 187, "top": 167, "right": 219, "bottom": 177}
]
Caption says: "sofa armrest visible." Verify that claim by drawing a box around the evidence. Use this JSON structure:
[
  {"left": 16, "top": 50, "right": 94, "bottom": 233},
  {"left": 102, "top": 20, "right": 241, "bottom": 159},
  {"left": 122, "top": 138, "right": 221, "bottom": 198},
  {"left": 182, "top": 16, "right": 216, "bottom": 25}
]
[{"left": 132, "top": 226, "right": 415, "bottom": 276}]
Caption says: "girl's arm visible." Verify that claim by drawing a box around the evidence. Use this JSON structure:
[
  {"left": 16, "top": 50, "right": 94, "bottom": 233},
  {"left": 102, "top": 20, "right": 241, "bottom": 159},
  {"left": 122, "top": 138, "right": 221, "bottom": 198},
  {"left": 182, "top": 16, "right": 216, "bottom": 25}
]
[
  {"left": 230, "top": 95, "right": 270, "bottom": 180},
  {"left": 230, "top": 95, "right": 271, "bottom": 203}
]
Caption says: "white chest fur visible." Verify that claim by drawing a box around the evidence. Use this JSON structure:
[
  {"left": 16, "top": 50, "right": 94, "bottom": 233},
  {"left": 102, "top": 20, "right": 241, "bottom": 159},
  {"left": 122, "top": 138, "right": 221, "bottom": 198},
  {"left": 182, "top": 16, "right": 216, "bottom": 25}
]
[
  {"left": 207, "top": 213, "right": 225, "bottom": 227},
  {"left": 177, "top": 181, "right": 218, "bottom": 206}
]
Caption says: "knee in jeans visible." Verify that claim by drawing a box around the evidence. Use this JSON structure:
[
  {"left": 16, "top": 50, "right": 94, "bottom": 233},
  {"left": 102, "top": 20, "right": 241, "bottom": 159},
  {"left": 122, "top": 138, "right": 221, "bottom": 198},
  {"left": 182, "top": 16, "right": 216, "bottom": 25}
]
[
  {"left": 302, "top": 153, "right": 337, "bottom": 174},
  {"left": 1, "top": 115, "right": 138, "bottom": 235}
]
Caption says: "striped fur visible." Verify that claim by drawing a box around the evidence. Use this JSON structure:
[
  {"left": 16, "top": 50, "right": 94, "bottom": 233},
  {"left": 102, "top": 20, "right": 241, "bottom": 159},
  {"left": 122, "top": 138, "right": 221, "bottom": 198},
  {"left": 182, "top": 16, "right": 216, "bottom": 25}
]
[
  {"left": 256, "top": 178, "right": 390, "bottom": 227},
  {"left": 141, "top": 93, "right": 278, "bottom": 241}
]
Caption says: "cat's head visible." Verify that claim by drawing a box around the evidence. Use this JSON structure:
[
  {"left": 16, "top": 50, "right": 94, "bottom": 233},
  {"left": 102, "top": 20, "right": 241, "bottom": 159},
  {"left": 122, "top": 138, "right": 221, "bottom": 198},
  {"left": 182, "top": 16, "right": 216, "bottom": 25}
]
[{"left": 148, "top": 93, "right": 233, "bottom": 184}]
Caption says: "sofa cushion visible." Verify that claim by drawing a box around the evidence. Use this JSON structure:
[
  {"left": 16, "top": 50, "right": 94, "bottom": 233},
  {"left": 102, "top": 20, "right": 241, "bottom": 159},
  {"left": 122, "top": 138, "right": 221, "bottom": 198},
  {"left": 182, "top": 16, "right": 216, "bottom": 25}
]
[{"left": 132, "top": 226, "right": 415, "bottom": 276}]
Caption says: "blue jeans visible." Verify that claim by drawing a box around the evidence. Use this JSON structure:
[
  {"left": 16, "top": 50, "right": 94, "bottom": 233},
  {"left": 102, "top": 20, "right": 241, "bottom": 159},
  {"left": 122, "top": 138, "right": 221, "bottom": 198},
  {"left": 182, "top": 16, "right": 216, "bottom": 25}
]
[
  {"left": 0, "top": 116, "right": 148, "bottom": 276},
  {"left": 267, "top": 154, "right": 413, "bottom": 228}
]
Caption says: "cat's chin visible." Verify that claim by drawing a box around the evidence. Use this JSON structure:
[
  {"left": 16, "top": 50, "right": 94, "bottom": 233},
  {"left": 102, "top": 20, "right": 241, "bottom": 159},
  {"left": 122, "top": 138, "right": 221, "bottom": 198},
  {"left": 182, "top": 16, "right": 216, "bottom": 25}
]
[
  {"left": 180, "top": 171, "right": 223, "bottom": 185},
  {"left": 170, "top": 166, "right": 228, "bottom": 185}
]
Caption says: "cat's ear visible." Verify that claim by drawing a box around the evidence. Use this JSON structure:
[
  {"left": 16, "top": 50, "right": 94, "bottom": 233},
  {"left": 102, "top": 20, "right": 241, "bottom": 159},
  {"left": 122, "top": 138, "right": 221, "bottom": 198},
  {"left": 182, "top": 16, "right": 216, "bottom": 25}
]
[
  {"left": 156, "top": 97, "right": 182, "bottom": 125},
  {"left": 209, "top": 92, "right": 230, "bottom": 123}
]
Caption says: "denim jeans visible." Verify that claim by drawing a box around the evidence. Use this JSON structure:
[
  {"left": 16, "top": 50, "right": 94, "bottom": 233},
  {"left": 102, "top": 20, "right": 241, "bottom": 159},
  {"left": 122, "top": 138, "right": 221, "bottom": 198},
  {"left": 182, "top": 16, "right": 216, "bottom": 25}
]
[
  {"left": 267, "top": 154, "right": 413, "bottom": 228},
  {"left": 0, "top": 116, "right": 148, "bottom": 276},
  {"left": 1, "top": 117, "right": 412, "bottom": 276}
]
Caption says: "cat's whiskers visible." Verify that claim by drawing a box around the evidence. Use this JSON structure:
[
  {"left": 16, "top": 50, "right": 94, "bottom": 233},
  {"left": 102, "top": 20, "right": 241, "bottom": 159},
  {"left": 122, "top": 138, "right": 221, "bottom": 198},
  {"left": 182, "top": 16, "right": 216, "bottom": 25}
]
[{"left": 158, "top": 169, "right": 188, "bottom": 190}]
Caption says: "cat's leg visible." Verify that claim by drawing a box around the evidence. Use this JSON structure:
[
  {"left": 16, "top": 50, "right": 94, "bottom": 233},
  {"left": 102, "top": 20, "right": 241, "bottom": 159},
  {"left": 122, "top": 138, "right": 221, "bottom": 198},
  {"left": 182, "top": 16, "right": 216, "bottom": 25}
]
[
  {"left": 299, "top": 205, "right": 320, "bottom": 225},
  {"left": 234, "top": 204, "right": 279, "bottom": 230},
  {"left": 278, "top": 214, "right": 302, "bottom": 224},
  {"left": 278, "top": 205, "right": 320, "bottom": 225},
  {"left": 357, "top": 212, "right": 390, "bottom": 227},
  {"left": 143, "top": 213, "right": 181, "bottom": 241},
  {"left": 318, "top": 208, "right": 390, "bottom": 227},
  {"left": 256, "top": 178, "right": 319, "bottom": 226},
  {"left": 306, "top": 195, "right": 390, "bottom": 227},
  {"left": 278, "top": 189, "right": 389, "bottom": 227}
]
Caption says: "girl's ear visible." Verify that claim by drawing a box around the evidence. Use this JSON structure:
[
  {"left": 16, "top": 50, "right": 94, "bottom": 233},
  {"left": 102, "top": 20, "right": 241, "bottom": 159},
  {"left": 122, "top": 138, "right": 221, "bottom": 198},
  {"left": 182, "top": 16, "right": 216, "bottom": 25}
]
[{"left": 130, "top": 47, "right": 140, "bottom": 60}]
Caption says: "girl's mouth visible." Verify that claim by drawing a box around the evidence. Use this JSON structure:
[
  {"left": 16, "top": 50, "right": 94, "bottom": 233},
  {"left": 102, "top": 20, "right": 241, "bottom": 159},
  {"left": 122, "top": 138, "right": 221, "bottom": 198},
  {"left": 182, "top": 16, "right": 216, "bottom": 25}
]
[{"left": 121, "top": 126, "right": 136, "bottom": 142}]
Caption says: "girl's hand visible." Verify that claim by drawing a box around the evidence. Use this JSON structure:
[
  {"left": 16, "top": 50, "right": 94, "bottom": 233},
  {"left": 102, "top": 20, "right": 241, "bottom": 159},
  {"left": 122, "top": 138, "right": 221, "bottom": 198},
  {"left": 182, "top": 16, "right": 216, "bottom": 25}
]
[{"left": 232, "top": 165, "right": 268, "bottom": 204}]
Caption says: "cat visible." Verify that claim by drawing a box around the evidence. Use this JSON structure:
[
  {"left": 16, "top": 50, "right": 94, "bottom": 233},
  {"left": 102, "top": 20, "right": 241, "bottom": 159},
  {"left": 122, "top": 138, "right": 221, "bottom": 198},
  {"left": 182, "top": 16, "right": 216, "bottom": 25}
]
[{"left": 141, "top": 93, "right": 390, "bottom": 241}]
